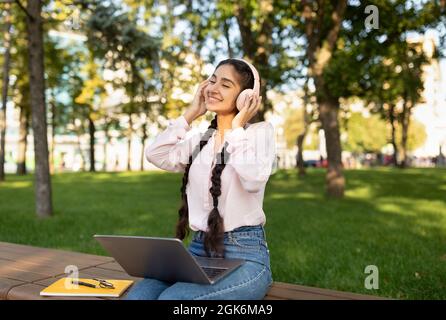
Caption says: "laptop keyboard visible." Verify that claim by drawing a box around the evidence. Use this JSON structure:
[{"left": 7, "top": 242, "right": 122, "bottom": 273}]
[{"left": 201, "top": 266, "right": 228, "bottom": 279}]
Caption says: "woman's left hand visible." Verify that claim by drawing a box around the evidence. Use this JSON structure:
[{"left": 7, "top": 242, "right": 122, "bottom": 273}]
[{"left": 232, "top": 95, "right": 262, "bottom": 129}]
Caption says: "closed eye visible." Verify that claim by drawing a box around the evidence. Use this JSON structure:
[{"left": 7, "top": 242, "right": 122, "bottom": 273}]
[{"left": 209, "top": 80, "right": 230, "bottom": 88}]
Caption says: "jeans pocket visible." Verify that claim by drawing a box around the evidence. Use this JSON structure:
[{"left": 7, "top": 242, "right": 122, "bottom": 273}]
[{"left": 230, "top": 235, "right": 265, "bottom": 250}]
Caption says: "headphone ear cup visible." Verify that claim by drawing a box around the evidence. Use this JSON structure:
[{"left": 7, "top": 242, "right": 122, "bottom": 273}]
[{"left": 236, "top": 89, "right": 254, "bottom": 111}]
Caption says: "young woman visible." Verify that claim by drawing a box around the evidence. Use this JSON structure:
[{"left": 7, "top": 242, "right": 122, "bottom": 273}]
[{"left": 125, "top": 58, "right": 276, "bottom": 300}]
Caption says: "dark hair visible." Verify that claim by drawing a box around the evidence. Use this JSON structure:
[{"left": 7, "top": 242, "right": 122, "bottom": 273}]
[{"left": 175, "top": 58, "right": 256, "bottom": 257}]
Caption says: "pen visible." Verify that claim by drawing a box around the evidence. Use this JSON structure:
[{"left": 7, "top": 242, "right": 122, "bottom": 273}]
[{"left": 71, "top": 280, "right": 96, "bottom": 288}]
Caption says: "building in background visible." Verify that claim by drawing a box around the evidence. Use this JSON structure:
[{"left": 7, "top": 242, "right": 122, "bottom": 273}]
[{"left": 409, "top": 33, "right": 446, "bottom": 165}]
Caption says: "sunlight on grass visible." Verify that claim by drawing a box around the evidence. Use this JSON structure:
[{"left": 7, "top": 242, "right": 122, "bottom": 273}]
[
  {"left": 269, "top": 192, "right": 318, "bottom": 200},
  {"left": 1, "top": 181, "right": 33, "bottom": 189},
  {"left": 376, "top": 202, "right": 407, "bottom": 214},
  {"left": 345, "top": 186, "right": 372, "bottom": 199}
]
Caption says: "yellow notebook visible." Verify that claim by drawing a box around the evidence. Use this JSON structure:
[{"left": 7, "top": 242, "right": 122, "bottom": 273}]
[{"left": 40, "top": 278, "right": 134, "bottom": 298}]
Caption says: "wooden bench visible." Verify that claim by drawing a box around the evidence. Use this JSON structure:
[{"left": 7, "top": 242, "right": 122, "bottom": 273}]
[{"left": 0, "top": 241, "right": 386, "bottom": 300}]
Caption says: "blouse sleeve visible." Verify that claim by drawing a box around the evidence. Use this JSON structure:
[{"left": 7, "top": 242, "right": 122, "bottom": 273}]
[
  {"left": 225, "top": 122, "right": 276, "bottom": 193},
  {"left": 145, "top": 115, "right": 199, "bottom": 173}
]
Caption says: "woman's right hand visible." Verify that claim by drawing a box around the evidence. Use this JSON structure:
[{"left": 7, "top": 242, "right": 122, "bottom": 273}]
[{"left": 189, "top": 79, "right": 210, "bottom": 120}]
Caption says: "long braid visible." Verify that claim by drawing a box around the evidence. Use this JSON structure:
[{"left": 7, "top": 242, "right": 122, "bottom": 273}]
[
  {"left": 175, "top": 116, "right": 218, "bottom": 240},
  {"left": 204, "top": 141, "right": 230, "bottom": 258}
]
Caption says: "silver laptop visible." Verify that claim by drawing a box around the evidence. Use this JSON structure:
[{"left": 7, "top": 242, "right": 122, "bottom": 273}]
[{"left": 94, "top": 235, "right": 245, "bottom": 285}]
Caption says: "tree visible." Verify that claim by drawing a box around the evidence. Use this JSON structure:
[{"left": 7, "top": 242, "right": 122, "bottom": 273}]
[
  {"left": 12, "top": 56, "right": 31, "bottom": 175},
  {"left": 0, "top": 1, "right": 12, "bottom": 181},
  {"left": 44, "top": 33, "right": 76, "bottom": 173},
  {"left": 396, "top": 118, "right": 427, "bottom": 154},
  {"left": 300, "top": 0, "right": 347, "bottom": 198},
  {"left": 25, "top": 0, "right": 53, "bottom": 217},
  {"left": 99, "top": 112, "right": 120, "bottom": 171},
  {"left": 178, "top": 0, "right": 301, "bottom": 123},
  {"left": 296, "top": 76, "right": 318, "bottom": 176},
  {"left": 302, "top": 0, "right": 445, "bottom": 182},
  {"left": 283, "top": 105, "right": 319, "bottom": 150},
  {"left": 397, "top": 42, "right": 428, "bottom": 168},
  {"left": 4, "top": 2, "right": 40, "bottom": 176},
  {"left": 73, "top": 55, "right": 106, "bottom": 172},
  {"left": 85, "top": 1, "right": 161, "bottom": 171},
  {"left": 336, "top": 1, "right": 445, "bottom": 167},
  {"left": 355, "top": 41, "right": 429, "bottom": 167},
  {"left": 40, "top": 1, "right": 107, "bottom": 173},
  {"left": 341, "top": 112, "right": 387, "bottom": 154},
  {"left": 283, "top": 107, "right": 304, "bottom": 150},
  {"left": 124, "top": 0, "right": 193, "bottom": 170}
]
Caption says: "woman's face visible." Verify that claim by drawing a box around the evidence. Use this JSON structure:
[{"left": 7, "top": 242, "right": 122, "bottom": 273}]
[{"left": 204, "top": 64, "right": 241, "bottom": 115}]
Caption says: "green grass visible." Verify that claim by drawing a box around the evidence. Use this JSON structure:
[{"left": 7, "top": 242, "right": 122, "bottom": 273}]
[{"left": 1, "top": 168, "right": 445, "bottom": 299}]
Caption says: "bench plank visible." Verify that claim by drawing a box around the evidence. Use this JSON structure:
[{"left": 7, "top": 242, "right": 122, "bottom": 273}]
[
  {"left": 265, "top": 282, "right": 383, "bottom": 300},
  {"left": 0, "top": 249, "right": 106, "bottom": 270},
  {"left": 0, "top": 257, "right": 78, "bottom": 278},
  {"left": 78, "top": 266, "right": 142, "bottom": 282},
  {"left": 94, "top": 261, "right": 127, "bottom": 273},
  {"left": 0, "top": 260, "right": 55, "bottom": 283},
  {"left": 0, "top": 277, "right": 26, "bottom": 300},
  {"left": 7, "top": 283, "right": 104, "bottom": 300},
  {"left": 0, "top": 242, "right": 113, "bottom": 265}
]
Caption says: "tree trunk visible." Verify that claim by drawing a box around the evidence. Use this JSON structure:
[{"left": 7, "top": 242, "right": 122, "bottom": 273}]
[
  {"left": 17, "top": 107, "right": 29, "bottom": 175},
  {"left": 297, "top": 78, "right": 313, "bottom": 177},
  {"left": 318, "top": 94, "right": 345, "bottom": 198},
  {"left": 222, "top": 18, "right": 233, "bottom": 58},
  {"left": 103, "top": 139, "right": 108, "bottom": 171},
  {"left": 103, "top": 124, "right": 110, "bottom": 171},
  {"left": 140, "top": 122, "right": 147, "bottom": 171},
  {"left": 302, "top": 0, "right": 347, "bottom": 198},
  {"left": 399, "top": 98, "right": 412, "bottom": 168},
  {"left": 389, "top": 103, "right": 399, "bottom": 167},
  {"left": 312, "top": 77, "right": 345, "bottom": 197},
  {"left": 49, "top": 99, "right": 55, "bottom": 174},
  {"left": 77, "top": 133, "right": 85, "bottom": 171},
  {"left": 26, "top": 0, "right": 53, "bottom": 217},
  {"left": 127, "top": 114, "right": 133, "bottom": 171},
  {"left": 0, "top": 2, "right": 12, "bottom": 182},
  {"left": 296, "top": 133, "right": 306, "bottom": 176},
  {"left": 0, "top": 103, "right": 6, "bottom": 181},
  {"left": 88, "top": 115, "right": 96, "bottom": 172}
]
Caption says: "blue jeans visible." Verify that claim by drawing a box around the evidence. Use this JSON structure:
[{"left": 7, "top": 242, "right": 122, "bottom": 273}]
[{"left": 124, "top": 225, "right": 273, "bottom": 300}]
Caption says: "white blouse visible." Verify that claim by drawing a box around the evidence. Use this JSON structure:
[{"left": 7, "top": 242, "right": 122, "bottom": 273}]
[{"left": 145, "top": 115, "right": 276, "bottom": 232}]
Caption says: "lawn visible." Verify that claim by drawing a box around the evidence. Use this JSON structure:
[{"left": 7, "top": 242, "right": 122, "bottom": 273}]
[{"left": 1, "top": 168, "right": 445, "bottom": 299}]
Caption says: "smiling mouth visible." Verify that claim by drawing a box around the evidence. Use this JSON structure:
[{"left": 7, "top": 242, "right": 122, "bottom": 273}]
[{"left": 208, "top": 97, "right": 222, "bottom": 103}]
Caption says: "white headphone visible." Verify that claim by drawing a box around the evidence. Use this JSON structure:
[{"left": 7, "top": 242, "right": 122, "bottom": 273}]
[{"left": 232, "top": 58, "right": 260, "bottom": 111}]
